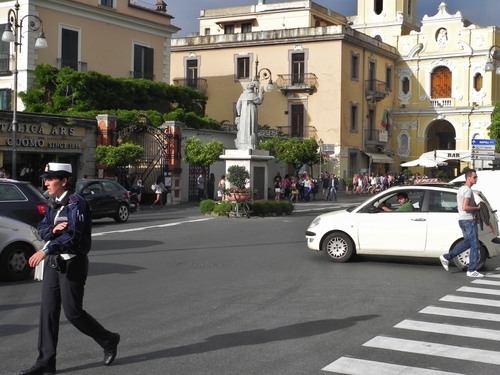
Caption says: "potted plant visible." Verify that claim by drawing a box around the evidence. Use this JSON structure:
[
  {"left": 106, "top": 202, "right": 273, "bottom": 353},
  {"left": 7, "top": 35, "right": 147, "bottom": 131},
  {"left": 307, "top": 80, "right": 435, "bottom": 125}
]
[
  {"left": 225, "top": 165, "right": 251, "bottom": 202},
  {"left": 343, "top": 178, "right": 353, "bottom": 193}
]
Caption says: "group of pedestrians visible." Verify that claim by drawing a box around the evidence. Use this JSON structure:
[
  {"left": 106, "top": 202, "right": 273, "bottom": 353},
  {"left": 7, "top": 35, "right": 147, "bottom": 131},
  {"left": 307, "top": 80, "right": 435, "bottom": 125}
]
[
  {"left": 272, "top": 172, "right": 340, "bottom": 203},
  {"left": 351, "top": 171, "right": 406, "bottom": 194}
]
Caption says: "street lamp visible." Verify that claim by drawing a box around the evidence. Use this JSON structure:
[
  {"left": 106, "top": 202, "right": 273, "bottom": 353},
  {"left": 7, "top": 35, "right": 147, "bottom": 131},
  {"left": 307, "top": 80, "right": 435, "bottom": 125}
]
[
  {"left": 318, "top": 138, "right": 324, "bottom": 177},
  {"left": 485, "top": 45, "right": 500, "bottom": 75},
  {"left": 254, "top": 57, "right": 274, "bottom": 91},
  {"left": 2, "top": 0, "right": 47, "bottom": 179}
]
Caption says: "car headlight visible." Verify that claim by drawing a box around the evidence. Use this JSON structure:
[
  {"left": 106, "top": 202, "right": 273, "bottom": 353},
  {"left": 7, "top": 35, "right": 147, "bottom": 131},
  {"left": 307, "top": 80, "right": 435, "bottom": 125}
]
[{"left": 308, "top": 217, "right": 321, "bottom": 229}]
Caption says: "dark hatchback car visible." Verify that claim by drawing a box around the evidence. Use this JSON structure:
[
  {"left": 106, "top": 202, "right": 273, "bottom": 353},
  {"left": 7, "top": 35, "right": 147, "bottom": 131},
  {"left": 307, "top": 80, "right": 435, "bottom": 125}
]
[
  {"left": 0, "top": 179, "right": 47, "bottom": 228},
  {"left": 75, "top": 179, "right": 131, "bottom": 223}
]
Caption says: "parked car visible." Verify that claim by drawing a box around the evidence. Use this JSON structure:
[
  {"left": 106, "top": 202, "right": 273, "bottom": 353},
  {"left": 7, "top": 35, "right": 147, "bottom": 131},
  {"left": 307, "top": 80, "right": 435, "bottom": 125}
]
[
  {"left": 75, "top": 179, "right": 131, "bottom": 223},
  {"left": 305, "top": 185, "right": 500, "bottom": 270},
  {"left": 0, "top": 179, "right": 47, "bottom": 228},
  {"left": 0, "top": 215, "right": 44, "bottom": 281},
  {"left": 450, "top": 170, "right": 500, "bottom": 213}
]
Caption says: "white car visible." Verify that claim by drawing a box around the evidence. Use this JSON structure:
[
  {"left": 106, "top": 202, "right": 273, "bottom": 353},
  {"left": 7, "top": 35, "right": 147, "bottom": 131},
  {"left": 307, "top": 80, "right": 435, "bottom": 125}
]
[
  {"left": 0, "top": 215, "right": 44, "bottom": 281},
  {"left": 305, "top": 185, "right": 500, "bottom": 270}
]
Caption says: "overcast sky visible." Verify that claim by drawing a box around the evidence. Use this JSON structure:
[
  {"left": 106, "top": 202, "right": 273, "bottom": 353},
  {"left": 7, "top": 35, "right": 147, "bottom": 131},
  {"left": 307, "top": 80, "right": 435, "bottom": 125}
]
[{"left": 166, "top": 0, "right": 500, "bottom": 37}]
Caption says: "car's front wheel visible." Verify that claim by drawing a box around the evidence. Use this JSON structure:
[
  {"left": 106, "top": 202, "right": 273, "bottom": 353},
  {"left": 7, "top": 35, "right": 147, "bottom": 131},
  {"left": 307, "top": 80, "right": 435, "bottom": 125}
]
[
  {"left": 114, "top": 203, "right": 129, "bottom": 223},
  {"left": 0, "top": 243, "right": 34, "bottom": 281},
  {"left": 322, "top": 232, "right": 355, "bottom": 262},
  {"left": 452, "top": 242, "right": 487, "bottom": 271}
]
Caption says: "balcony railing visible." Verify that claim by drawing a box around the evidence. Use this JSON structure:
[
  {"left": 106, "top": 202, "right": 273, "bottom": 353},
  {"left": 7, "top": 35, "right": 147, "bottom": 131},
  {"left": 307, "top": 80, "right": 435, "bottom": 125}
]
[
  {"left": 221, "top": 124, "right": 281, "bottom": 138},
  {"left": 0, "top": 53, "right": 12, "bottom": 76},
  {"left": 364, "top": 128, "right": 389, "bottom": 146},
  {"left": 130, "top": 71, "right": 155, "bottom": 81},
  {"left": 275, "top": 73, "right": 318, "bottom": 95},
  {"left": 429, "top": 98, "right": 453, "bottom": 108},
  {"left": 57, "top": 59, "right": 88, "bottom": 73},
  {"left": 276, "top": 125, "right": 317, "bottom": 139},
  {"left": 365, "top": 79, "right": 389, "bottom": 101},
  {"left": 172, "top": 78, "right": 208, "bottom": 93}
]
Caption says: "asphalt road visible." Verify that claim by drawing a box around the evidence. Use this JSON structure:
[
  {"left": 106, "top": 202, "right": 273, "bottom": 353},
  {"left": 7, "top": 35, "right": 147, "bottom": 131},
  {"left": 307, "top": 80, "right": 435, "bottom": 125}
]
[{"left": 2, "top": 193, "right": 500, "bottom": 375}]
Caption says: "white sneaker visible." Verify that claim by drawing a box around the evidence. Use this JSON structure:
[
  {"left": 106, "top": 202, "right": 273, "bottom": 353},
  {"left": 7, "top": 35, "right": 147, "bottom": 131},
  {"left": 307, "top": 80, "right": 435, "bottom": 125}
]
[
  {"left": 467, "top": 270, "right": 484, "bottom": 278},
  {"left": 439, "top": 255, "right": 449, "bottom": 271}
]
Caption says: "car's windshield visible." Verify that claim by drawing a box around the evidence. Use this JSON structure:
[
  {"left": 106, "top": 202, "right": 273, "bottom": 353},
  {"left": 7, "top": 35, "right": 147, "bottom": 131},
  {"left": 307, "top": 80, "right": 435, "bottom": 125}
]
[
  {"left": 25, "top": 183, "right": 48, "bottom": 200},
  {"left": 346, "top": 204, "right": 360, "bottom": 212},
  {"left": 75, "top": 181, "right": 86, "bottom": 191}
]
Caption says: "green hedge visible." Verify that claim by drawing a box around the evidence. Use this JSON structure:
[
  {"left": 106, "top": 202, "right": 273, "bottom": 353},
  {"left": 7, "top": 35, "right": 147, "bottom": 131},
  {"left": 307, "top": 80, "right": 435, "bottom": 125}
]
[{"left": 199, "top": 200, "right": 294, "bottom": 217}]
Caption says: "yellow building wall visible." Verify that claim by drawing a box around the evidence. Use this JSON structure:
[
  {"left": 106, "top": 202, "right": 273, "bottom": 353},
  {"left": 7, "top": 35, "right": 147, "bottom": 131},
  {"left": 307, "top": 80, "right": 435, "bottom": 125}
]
[
  {"left": 36, "top": 7, "right": 173, "bottom": 81},
  {"left": 171, "top": 26, "right": 398, "bottom": 179},
  {"left": 392, "top": 4, "right": 500, "bottom": 175}
]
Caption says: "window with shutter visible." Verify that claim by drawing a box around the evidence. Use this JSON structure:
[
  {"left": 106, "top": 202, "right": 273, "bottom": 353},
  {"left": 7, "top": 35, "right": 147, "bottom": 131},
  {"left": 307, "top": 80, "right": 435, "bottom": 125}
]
[{"left": 431, "top": 66, "right": 452, "bottom": 98}]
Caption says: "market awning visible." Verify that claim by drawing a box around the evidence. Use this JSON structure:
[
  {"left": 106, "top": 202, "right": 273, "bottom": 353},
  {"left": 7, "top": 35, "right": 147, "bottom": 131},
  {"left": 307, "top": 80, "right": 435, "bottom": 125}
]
[
  {"left": 420, "top": 150, "right": 471, "bottom": 162},
  {"left": 363, "top": 152, "right": 394, "bottom": 164}
]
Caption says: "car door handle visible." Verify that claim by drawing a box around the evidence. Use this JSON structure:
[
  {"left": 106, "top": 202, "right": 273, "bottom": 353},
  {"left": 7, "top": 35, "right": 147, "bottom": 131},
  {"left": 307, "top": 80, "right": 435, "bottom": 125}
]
[{"left": 411, "top": 218, "right": 427, "bottom": 221}]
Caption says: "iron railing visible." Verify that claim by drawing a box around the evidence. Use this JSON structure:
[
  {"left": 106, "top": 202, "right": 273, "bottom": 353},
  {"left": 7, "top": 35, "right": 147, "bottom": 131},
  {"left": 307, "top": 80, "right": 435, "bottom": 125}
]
[
  {"left": 275, "top": 73, "right": 317, "bottom": 94},
  {"left": 172, "top": 78, "right": 208, "bottom": 93},
  {"left": 57, "top": 58, "right": 88, "bottom": 72},
  {"left": 130, "top": 71, "right": 155, "bottom": 80},
  {"left": 365, "top": 79, "right": 389, "bottom": 100}
]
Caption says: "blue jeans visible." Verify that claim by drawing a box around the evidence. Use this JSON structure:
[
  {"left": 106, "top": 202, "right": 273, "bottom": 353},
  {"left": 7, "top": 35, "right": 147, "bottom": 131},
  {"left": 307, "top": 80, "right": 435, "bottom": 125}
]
[
  {"left": 328, "top": 187, "right": 337, "bottom": 200},
  {"left": 444, "top": 219, "right": 479, "bottom": 272}
]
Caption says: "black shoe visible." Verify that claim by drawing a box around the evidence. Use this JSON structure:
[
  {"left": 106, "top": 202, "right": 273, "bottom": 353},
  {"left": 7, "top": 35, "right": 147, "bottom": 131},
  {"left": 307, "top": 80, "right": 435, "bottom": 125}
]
[
  {"left": 103, "top": 333, "right": 120, "bottom": 366},
  {"left": 19, "top": 364, "right": 56, "bottom": 375}
]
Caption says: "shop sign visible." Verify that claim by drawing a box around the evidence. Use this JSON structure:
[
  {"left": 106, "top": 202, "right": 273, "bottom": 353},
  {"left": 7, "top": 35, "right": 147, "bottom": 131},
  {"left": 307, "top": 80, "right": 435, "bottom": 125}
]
[{"left": 0, "top": 122, "right": 85, "bottom": 150}]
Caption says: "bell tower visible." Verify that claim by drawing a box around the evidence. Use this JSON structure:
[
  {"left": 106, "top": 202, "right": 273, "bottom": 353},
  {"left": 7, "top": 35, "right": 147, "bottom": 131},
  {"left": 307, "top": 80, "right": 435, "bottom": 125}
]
[{"left": 351, "top": 0, "right": 419, "bottom": 43}]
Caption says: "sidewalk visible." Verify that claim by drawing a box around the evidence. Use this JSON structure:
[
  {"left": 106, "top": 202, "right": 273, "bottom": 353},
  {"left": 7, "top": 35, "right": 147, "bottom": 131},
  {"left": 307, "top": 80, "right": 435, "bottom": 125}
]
[{"left": 135, "top": 191, "right": 368, "bottom": 212}]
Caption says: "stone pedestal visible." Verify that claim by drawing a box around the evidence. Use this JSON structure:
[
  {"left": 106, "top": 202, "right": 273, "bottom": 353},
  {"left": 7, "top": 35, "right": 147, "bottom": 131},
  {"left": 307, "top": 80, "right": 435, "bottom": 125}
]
[{"left": 220, "top": 149, "right": 274, "bottom": 201}]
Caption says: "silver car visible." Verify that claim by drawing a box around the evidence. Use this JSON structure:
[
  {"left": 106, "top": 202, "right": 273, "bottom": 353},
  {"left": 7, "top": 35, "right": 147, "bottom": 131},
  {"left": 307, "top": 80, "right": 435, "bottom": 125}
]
[{"left": 0, "top": 215, "right": 44, "bottom": 281}]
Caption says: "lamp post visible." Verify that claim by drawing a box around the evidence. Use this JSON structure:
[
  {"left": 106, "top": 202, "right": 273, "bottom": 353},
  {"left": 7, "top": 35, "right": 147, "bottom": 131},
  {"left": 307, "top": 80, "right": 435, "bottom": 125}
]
[
  {"left": 2, "top": 1, "right": 47, "bottom": 179},
  {"left": 485, "top": 45, "right": 500, "bottom": 75},
  {"left": 254, "top": 57, "right": 274, "bottom": 90},
  {"left": 318, "top": 138, "right": 324, "bottom": 177}
]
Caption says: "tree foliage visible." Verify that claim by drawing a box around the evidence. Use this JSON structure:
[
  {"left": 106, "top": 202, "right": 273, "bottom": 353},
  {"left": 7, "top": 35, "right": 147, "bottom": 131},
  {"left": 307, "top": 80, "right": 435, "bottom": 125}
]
[
  {"left": 183, "top": 137, "right": 225, "bottom": 167},
  {"left": 259, "top": 137, "right": 320, "bottom": 175},
  {"left": 19, "top": 64, "right": 208, "bottom": 117},
  {"left": 94, "top": 142, "right": 144, "bottom": 167},
  {"left": 226, "top": 165, "right": 250, "bottom": 189},
  {"left": 488, "top": 102, "right": 500, "bottom": 152}
]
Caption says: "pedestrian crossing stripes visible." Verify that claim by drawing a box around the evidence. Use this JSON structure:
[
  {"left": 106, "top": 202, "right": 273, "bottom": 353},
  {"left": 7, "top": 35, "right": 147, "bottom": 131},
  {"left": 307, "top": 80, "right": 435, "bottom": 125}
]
[
  {"left": 322, "top": 271, "right": 500, "bottom": 374},
  {"left": 364, "top": 337, "right": 500, "bottom": 365},
  {"left": 395, "top": 319, "right": 500, "bottom": 341},
  {"left": 440, "top": 294, "right": 500, "bottom": 307},
  {"left": 322, "top": 357, "right": 465, "bottom": 374},
  {"left": 420, "top": 306, "right": 500, "bottom": 322}
]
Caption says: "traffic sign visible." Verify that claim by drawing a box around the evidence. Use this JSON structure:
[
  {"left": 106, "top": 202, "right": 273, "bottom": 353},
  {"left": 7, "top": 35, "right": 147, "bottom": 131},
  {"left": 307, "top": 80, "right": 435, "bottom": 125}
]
[
  {"left": 471, "top": 139, "right": 496, "bottom": 146},
  {"left": 471, "top": 139, "right": 496, "bottom": 160},
  {"left": 472, "top": 145, "right": 495, "bottom": 150},
  {"left": 472, "top": 150, "right": 495, "bottom": 155},
  {"left": 471, "top": 155, "right": 495, "bottom": 160}
]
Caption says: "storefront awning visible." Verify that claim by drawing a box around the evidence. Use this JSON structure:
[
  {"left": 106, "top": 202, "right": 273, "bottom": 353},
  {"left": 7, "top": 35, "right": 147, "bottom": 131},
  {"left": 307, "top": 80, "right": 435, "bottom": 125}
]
[
  {"left": 363, "top": 152, "right": 394, "bottom": 164},
  {"left": 216, "top": 17, "right": 256, "bottom": 25},
  {"left": 420, "top": 150, "right": 471, "bottom": 162}
]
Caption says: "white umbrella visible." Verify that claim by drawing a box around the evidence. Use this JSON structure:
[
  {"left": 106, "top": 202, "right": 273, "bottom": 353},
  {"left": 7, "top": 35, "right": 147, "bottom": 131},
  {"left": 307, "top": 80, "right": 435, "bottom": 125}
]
[{"left": 400, "top": 159, "right": 448, "bottom": 168}]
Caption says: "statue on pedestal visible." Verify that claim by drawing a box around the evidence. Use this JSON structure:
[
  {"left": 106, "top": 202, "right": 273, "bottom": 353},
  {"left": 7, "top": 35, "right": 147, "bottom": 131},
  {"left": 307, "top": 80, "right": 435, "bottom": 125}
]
[{"left": 235, "top": 80, "right": 265, "bottom": 150}]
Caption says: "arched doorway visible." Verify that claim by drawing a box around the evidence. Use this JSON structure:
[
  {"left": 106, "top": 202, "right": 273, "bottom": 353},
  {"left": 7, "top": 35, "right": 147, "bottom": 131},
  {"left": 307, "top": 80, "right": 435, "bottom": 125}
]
[{"left": 425, "top": 119, "right": 459, "bottom": 177}]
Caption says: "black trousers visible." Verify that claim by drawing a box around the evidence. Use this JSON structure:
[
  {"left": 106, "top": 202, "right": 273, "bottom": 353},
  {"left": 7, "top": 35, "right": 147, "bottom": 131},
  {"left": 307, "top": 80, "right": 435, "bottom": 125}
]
[{"left": 36, "top": 255, "right": 115, "bottom": 367}]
